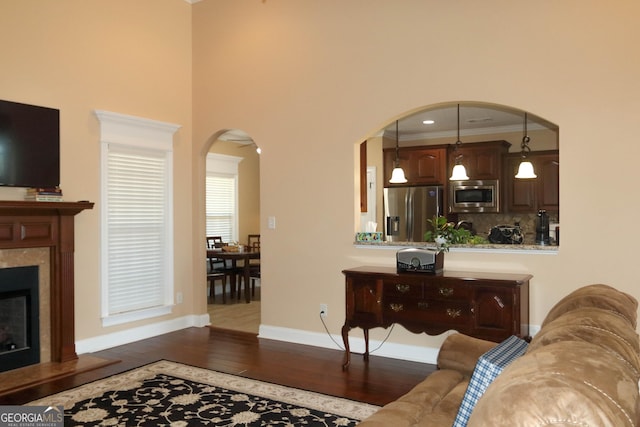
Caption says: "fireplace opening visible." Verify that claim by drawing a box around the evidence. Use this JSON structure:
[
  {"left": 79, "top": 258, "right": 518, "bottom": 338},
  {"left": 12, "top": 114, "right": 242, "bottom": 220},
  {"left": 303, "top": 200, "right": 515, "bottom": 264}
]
[{"left": 0, "top": 265, "right": 40, "bottom": 372}]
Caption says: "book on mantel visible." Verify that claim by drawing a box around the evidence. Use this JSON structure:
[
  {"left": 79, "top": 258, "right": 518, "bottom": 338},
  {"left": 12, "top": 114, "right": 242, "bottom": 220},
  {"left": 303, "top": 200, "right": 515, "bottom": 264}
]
[{"left": 24, "top": 187, "right": 64, "bottom": 202}]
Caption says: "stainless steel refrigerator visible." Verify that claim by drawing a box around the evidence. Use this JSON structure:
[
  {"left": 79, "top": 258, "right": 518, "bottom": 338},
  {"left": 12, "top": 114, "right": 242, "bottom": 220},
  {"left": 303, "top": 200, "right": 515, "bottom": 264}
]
[{"left": 384, "top": 186, "right": 442, "bottom": 242}]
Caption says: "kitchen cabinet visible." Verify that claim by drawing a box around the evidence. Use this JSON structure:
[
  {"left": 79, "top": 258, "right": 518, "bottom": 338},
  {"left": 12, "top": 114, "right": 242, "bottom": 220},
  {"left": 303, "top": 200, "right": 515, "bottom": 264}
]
[
  {"left": 341, "top": 266, "right": 531, "bottom": 369},
  {"left": 384, "top": 146, "right": 447, "bottom": 186},
  {"left": 447, "top": 140, "right": 511, "bottom": 181},
  {"left": 504, "top": 150, "right": 559, "bottom": 213}
]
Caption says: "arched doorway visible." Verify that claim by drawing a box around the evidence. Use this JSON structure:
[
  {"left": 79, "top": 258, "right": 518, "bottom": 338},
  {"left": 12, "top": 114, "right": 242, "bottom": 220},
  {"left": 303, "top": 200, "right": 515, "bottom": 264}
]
[{"left": 205, "top": 129, "right": 261, "bottom": 334}]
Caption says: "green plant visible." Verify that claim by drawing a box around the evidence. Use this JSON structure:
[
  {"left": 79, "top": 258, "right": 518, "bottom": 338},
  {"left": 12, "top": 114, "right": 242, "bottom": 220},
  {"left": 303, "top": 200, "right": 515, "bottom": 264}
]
[{"left": 424, "top": 215, "right": 488, "bottom": 252}]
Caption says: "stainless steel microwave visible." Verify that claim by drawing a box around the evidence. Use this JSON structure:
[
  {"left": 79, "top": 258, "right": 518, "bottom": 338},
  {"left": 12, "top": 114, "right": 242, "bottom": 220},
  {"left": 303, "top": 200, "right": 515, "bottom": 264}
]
[{"left": 450, "top": 179, "right": 499, "bottom": 213}]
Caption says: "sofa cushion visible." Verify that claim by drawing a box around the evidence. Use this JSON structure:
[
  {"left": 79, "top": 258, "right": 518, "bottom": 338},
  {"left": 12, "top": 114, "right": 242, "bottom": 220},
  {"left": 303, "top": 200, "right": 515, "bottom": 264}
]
[
  {"left": 467, "top": 341, "right": 640, "bottom": 427},
  {"left": 452, "top": 335, "right": 528, "bottom": 427},
  {"left": 529, "top": 306, "right": 640, "bottom": 375},
  {"left": 437, "top": 333, "right": 498, "bottom": 377},
  {"left": 542, "top": 284, "right": 638, "bottom": 329},
  {"left": 356, "top": 369, "right": 469, "bottom": 427}
]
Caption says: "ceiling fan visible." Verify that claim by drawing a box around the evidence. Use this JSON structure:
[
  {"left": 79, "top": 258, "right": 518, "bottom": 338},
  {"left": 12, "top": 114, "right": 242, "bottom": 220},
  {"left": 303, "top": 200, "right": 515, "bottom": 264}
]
[{"left": 218, "top": 130, "right": 261, "bottom": 153}]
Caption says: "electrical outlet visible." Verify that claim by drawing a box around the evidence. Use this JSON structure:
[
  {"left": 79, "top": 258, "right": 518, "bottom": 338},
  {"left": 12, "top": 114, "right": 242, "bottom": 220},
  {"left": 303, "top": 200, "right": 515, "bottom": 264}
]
[
  {"left": 319, "top": 303, "right": 328, "bottom": 318},
  {"left": 176, "top": 292, "right": 183, "bottom": 304}
]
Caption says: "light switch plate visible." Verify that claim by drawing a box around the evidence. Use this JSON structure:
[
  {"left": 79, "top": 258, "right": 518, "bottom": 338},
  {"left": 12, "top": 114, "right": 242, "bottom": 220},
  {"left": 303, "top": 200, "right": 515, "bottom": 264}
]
[{"left": 267, "top": 216, "right": 276, "bottom": 229}]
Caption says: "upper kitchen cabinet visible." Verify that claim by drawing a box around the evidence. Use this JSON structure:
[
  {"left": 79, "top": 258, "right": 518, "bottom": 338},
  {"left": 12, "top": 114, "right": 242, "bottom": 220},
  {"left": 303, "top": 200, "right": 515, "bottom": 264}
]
[
  {"left": 384, "top": 146, "right": 447, "bottom": 186},
  {"left": 447, "top": 141, "right": 511, "bottom": 181},
  {"left": 504, "top": 150, "right": 559, "bottom": 213}
]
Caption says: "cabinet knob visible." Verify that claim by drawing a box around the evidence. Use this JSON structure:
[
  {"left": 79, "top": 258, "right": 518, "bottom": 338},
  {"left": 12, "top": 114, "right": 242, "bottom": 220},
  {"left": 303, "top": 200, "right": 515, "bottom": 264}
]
[
  {"left": 446, "top": 308, "right": 462, "bottom": 318},
  {"left": 439, "top": 287, "right": 454, "bottom": 297},
  {"left": 396, "top": 284, "right": 411, "bottom": 293},
  {"left": 418, "top": 301, "right": 429, "bottom": 310},
  {"left": 389, "top": 303, "right": 404, "bottom": 312}
]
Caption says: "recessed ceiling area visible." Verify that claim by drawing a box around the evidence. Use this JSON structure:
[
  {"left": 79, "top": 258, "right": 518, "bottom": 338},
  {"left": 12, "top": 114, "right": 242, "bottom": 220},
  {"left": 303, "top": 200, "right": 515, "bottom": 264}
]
[{"left": 383, "top": 103, "right": 558, "bottom": 142}]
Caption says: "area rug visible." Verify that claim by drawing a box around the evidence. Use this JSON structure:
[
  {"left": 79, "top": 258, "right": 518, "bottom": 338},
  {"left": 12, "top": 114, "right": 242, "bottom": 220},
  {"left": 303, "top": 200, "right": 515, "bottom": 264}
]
[{"left": 28, "top": 360, "right": 379, "bottom": 426}]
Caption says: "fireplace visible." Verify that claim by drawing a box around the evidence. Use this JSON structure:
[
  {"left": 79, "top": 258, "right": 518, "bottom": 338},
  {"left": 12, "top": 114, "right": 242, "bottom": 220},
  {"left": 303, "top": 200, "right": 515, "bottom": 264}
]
[
  {"left": 0, "top": 200, "right": 93, "bottom": 374},
  {"left": 0, "top": 265, "right": 40, "bottom": 372}
]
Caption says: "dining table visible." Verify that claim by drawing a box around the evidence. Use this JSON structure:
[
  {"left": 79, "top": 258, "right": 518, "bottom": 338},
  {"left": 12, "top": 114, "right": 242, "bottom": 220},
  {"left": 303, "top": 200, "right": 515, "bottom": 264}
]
[{"left": 206, "top": 248, "right": 260, "bottom": 303}]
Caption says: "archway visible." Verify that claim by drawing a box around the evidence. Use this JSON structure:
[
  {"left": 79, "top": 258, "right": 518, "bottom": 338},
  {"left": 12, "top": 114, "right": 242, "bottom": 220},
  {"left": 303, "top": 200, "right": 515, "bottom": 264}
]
[
  {"left": 204, "top": 129, "right": 261, "bottom": 334},
  {"left": 357, "top": 101, "right": 559, "bottom": 246}
]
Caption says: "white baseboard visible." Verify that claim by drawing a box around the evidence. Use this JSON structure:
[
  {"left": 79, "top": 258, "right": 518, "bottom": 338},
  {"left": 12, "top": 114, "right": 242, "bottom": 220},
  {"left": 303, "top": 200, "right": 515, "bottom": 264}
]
[
  {"left": 76, "top": 315, "right": 541, "bottom": 365},
  {"left": 75, "top": 313, "right": 211, "bottom": 354},
  {"left": 258, "top": 324, "right": 441, "bottom": 365}
]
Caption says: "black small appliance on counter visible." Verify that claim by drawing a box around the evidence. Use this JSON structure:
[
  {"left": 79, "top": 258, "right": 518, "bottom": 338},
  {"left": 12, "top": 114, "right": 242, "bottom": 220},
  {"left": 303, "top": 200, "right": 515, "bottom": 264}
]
[
  {"left": 536, "top": 209, "right": 550, "bottom": 245},
  {"left": 488, "top": 225, "right": 524, "bottom": 244}
]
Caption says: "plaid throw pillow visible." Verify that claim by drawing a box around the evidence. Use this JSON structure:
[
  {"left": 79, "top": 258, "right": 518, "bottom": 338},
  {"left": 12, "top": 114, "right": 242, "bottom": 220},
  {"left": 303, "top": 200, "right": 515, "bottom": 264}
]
[{"left": 453, "top": 335, "right": 528, "bottom": 427}]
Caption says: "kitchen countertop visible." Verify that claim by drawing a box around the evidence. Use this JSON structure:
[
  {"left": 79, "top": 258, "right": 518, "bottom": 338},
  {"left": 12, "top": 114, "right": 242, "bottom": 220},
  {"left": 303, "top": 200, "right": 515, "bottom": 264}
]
[{"left": 354, "top": 240, "right": 559, "bottom": 253}]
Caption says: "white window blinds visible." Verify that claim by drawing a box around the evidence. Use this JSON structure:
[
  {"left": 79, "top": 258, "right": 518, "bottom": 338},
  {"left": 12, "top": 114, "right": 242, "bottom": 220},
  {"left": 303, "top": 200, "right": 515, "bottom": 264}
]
[
  {"left": 107, "top": 148, "right": 167, "bottom": 314},
  {"left": 205, "top": 153, "right": 241, "bottom": 244},
  {"left": 206, "top": 174, "right": 236, "bottom": 242}
]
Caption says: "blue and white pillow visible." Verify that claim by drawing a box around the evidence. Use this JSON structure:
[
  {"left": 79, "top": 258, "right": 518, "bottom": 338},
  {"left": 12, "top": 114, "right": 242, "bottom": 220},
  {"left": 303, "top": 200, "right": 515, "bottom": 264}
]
[{"left": 453, "top": 335, "right": 528, "bottom": 427}]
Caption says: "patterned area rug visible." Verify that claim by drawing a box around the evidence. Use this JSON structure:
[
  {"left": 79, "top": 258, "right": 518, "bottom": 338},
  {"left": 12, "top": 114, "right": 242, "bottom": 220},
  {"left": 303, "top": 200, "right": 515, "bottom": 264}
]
[{"left": 28, "top": 360, "right": 379, "bottom": 426}]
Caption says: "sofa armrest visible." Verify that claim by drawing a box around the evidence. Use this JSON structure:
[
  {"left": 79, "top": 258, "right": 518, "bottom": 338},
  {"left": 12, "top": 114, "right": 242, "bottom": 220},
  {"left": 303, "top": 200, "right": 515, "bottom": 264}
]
[{"left": 437, "top": 333, "right": 498, "bottom": 377}]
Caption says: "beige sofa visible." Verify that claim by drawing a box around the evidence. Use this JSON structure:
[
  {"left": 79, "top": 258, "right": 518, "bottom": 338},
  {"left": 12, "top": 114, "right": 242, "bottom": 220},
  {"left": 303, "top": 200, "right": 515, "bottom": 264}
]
[{"left": 358, "top": 284, "right": 640, "bottom": 426}]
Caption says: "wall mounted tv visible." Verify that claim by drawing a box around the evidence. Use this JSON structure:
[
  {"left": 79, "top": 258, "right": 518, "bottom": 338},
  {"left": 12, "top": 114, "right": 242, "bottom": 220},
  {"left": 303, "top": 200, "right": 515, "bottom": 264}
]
[{"left": 0, "top": 99, "right": 60, "bottom": 188}]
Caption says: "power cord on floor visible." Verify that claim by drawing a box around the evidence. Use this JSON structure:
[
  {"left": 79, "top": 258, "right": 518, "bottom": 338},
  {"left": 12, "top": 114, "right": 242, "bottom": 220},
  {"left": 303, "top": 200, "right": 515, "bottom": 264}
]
[{"left": 319, "top": 311, "right": 395, "bottom": 355}]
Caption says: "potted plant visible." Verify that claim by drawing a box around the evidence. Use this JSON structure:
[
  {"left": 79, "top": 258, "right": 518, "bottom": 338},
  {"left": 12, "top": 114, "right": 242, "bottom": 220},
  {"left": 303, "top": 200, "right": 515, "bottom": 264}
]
[{"left": 424, "top": 215, "right": 487, "bottom": 253}]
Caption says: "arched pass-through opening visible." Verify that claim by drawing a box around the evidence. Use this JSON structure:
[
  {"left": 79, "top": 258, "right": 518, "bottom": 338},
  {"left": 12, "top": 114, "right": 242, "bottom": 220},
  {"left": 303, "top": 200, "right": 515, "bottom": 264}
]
[{"left": 356, "top": 101, "right": 559, "bottom": 248}]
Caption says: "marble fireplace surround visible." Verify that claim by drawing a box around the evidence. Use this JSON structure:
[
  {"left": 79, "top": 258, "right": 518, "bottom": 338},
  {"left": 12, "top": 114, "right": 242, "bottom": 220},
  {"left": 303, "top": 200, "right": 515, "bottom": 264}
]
[{"left": 0, "top": 201, "right": 93, "bottom": 368}]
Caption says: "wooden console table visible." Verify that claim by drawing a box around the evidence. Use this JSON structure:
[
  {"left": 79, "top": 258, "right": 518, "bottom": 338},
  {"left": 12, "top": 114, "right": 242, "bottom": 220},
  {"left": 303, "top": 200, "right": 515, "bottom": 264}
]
[{"left": 341, "top": 266, "right": 531, "bottom": 369}]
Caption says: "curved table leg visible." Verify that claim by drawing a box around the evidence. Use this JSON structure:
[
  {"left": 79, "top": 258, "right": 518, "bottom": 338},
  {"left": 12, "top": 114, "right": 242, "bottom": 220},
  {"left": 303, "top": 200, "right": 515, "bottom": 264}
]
[
  {"left": 341, "top": 323, "right": 351, "bottom": 370},
  {"left": 363, "top": 328, "right": 370, "bottom": 361}
]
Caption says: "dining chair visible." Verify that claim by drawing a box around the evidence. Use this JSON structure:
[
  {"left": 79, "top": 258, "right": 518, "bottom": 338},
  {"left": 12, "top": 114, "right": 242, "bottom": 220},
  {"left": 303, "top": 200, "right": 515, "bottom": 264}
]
[
  {"left": 233, "top": 234, "right": 261, "bottom": 301},
  {"left": 207, "top": 271, "right": 227, "bottom": 304},
  {"left": 247, "top": 234, "right": 261, "bottom": 299},
  {"left": 206, "top": 236, "right": 234, "bottom": 302},
  {"left": 247, "top": 234, "right": 260, "bottom": 251}
]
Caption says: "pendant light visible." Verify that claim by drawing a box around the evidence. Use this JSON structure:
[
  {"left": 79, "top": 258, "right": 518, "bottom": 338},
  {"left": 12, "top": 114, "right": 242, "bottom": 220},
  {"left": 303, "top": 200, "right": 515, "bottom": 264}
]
[
  {"left": 449, "top": 104, "right": 469, "bottom": 181},
  {"left": 389, "top": 120, "right": 408, "bottom": 183},
  {"left": 515, "top": 112, "right": 537, "bottom": 179}
]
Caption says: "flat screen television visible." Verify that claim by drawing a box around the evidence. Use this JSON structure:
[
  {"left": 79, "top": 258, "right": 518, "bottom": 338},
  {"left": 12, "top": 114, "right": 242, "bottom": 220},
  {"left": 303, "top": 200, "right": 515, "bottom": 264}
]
[{"left": 0, "top": 99, "right": 60, "bottom": 188}]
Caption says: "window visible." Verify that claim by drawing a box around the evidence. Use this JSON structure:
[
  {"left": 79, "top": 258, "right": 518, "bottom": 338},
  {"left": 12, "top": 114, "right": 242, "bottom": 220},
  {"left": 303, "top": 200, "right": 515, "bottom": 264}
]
[
  {"left": 95, "top": 110, "right": 180, "bottom": 327},
  {"left": 206, "top": 153, "right": 241, "bottom": 243}
]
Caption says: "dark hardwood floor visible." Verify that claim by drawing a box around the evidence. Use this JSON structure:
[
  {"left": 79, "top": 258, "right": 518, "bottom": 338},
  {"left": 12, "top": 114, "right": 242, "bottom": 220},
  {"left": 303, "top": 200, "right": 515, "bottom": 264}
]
[{"left": 1, "top": 326, "right": 436, "bottom": 406}]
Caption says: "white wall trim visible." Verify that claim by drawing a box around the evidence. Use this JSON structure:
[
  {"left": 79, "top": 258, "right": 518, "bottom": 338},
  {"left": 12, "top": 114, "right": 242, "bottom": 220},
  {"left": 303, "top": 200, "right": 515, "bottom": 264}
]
[
  {"left": 95, "top": 110, "right": 180, "bottom": 151},
  {"left": 76, "top": 313, "right": 211, "bottom": 354},
  {"left": 258, "top": 323, "right": 541, "bottom": 365},
  {"left": 258, "top": 324, "right": 441, "bottom": 365}
]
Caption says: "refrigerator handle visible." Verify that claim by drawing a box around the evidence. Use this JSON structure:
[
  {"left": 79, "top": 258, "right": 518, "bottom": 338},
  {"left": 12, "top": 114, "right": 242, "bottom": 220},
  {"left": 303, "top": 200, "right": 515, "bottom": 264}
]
[{"left": 406, "top": 190, "right": 414, "bottom": 241}]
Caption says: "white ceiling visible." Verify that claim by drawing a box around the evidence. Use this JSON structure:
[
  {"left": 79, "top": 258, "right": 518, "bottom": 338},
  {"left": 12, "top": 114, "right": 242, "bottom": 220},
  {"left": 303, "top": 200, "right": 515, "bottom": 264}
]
[{"left": 385, "top": 103, "right": 557, "bottom": 142}]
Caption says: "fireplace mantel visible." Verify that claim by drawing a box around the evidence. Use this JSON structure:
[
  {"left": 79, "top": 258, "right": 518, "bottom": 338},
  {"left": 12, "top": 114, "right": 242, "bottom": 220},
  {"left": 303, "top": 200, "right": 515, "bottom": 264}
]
[{"left": 0, "top": 200, "right": 94, "bottom": 363}]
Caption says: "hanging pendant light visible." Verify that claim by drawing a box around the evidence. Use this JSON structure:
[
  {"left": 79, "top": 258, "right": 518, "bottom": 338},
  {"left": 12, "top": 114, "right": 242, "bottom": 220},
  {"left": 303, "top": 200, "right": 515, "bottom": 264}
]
[
  {"left": 515, "top": 112, "right": 537, "bottom": 179},
  {"left": 389, "top": 120, "right": 408, "bottom": 183},
  {"left": 449, "top": 104, "right": 469, "bottom": 181}
]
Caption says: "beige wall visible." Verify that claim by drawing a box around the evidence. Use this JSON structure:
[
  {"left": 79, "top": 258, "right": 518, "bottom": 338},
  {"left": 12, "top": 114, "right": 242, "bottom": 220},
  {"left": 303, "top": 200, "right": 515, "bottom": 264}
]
[
  {"left": 1, "top": 0, "right": 639, "bottom": 359},
  {"left": 0, "top": 0, "right": 194, "bottom": 340},
  {"left": 193, "top": 1, "right": 640, "bottom": 352}
]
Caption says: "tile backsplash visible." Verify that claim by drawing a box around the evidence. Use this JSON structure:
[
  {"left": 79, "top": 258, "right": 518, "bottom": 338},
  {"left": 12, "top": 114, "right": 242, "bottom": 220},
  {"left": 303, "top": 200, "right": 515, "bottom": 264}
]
[{"left": 458, "top": 212, "right": 559, "bottom": 245}]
